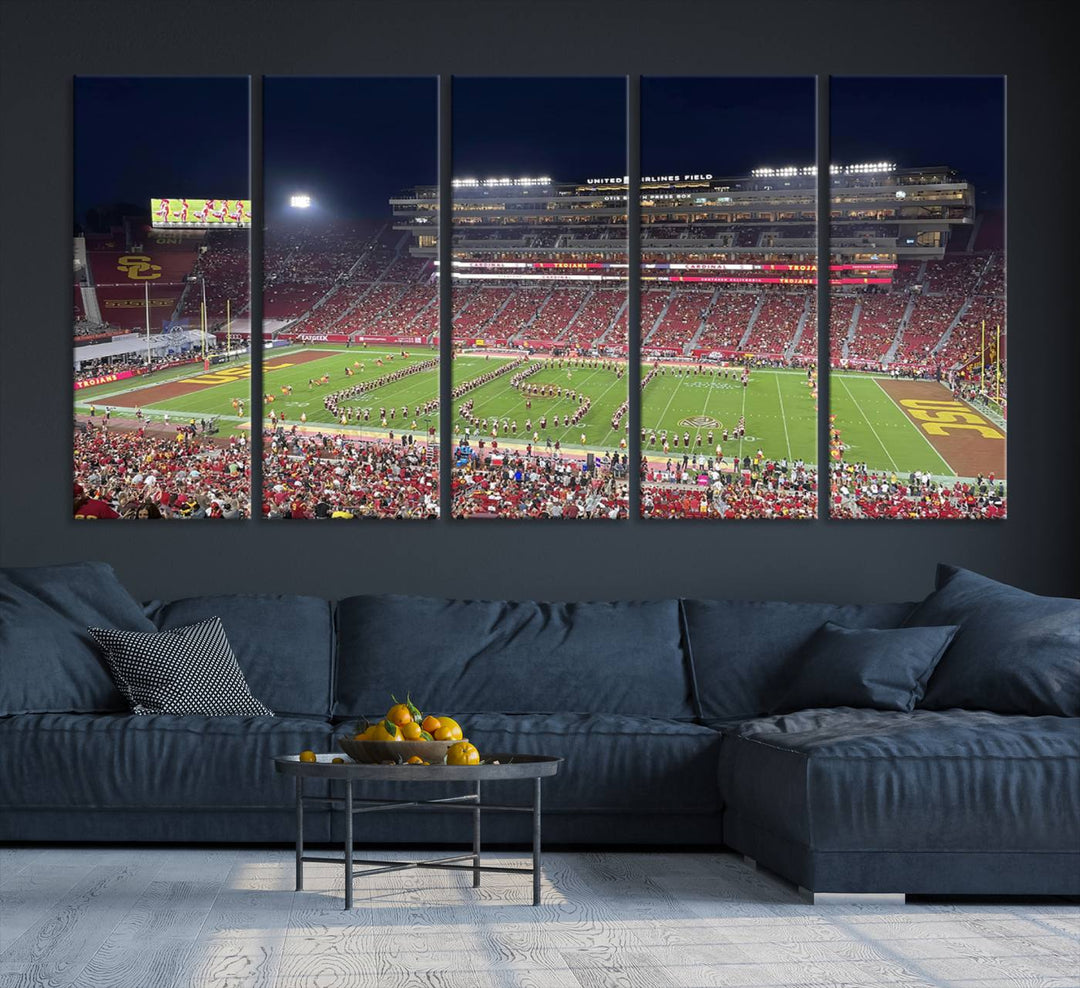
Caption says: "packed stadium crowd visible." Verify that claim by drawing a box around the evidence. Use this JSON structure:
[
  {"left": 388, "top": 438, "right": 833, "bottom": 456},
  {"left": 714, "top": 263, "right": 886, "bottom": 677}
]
[
  {"left": 641, "top": 454, "right": 816, "bottom": 520},
  {"left": 830, "top": 461, "right": 1006, "bottom": 519},
  {"left": 73, "top": 422, "right": 249, "bottom": 519},
  {"left": 263, "top": 429, "right": 438, "bottom": 519},
  {"left": 452, "top": 446, "right": 628, "bottom": 519}
]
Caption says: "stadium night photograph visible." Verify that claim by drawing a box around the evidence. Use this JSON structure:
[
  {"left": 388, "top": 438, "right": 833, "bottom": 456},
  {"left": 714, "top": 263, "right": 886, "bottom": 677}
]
[
  {"left": 69, "top": 71, "right": 1004, "bottom": 522},
  {"left": 3, "top": 3, "right": 1079, "bottom": 988}
]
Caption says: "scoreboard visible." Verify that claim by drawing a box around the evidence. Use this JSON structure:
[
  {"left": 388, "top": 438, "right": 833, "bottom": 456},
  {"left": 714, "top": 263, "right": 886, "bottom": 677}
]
[{"left": 151, "top": 198, "right": 251, "bottom": 228}]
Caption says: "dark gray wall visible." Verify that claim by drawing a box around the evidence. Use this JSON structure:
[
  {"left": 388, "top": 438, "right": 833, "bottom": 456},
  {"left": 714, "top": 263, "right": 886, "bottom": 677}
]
[{"left": 1, "top": 0, "right": 1076, "bottom": 603}]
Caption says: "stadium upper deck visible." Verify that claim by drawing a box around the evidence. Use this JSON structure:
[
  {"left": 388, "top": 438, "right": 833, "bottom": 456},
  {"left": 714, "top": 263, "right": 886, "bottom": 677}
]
[{"left": 391, "top": 164, "right": 976, "bottom": 263}]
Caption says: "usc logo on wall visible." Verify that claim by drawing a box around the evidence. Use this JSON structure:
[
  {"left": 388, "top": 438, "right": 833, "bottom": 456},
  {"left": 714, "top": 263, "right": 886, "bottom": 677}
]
[{"left": 116, "top": 255, "right": 162, "bottom": 280}]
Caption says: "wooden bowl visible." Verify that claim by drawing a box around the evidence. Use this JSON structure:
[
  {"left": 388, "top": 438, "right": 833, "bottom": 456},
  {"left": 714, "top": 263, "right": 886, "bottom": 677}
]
[{"left": 337, "top": 737, "right": 459, "bottom": 765}]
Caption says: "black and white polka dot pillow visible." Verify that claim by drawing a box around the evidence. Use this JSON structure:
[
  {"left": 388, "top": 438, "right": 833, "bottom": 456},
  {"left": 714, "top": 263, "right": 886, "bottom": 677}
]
[{"left": 88, "top": 617, "right": 273, "bottom": 717}]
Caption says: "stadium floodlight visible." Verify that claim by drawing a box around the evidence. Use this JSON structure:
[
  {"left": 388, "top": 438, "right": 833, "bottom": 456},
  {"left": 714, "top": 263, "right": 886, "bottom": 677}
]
[{"left": 289, "top": 194, "right": 312, "bottom": 209}]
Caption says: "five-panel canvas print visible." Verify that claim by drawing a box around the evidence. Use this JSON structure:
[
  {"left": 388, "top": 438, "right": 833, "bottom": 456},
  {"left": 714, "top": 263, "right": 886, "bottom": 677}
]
[{"left": 72, "top": 76, "right": 1005, "bottom": 521}]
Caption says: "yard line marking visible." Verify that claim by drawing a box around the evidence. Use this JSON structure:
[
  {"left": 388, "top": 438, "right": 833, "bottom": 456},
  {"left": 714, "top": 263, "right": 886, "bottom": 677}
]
[
  {"left": 871, "top": 377, "right": 955, "bottom": 477},
  {"left": 648, "top": 368, "right": 686, "bottom": 436},
  {"left": 836, "top": 375, "right": 899, "bottom": 474},
  {"left": 775, "top": 372, "right": 792, "bottom": 463}
]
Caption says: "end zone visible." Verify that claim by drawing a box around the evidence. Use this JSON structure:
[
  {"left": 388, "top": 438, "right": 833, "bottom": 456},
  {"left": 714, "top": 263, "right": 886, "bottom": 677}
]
[{"left": 877, "top": 379, "right": 1006, "bottom": 479}]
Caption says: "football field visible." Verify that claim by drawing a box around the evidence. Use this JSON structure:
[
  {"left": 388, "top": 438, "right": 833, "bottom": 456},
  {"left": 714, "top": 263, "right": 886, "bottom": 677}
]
[
  {"left": 831, "top": 372, "right": 1007, "bottom": 480},
  {"left": 73, "top": 346, "right": 1005, "bottom": 480}
]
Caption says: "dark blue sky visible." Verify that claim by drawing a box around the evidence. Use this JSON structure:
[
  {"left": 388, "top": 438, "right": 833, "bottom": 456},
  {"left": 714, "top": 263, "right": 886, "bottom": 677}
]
[
  {"left": 74, "top": 77, "right": 248, "bottom": 225},
  {"left": 264, "top": 77, "right": 437, "bottom": 222},
  {"left": 642, "top": 77, "right": 815, "bottom": 175},
  {"left": 453, "top": 77, "right": 626, "bottom": 180},
  {"left": 832, "top": 76, "right": 1004, "bottom": 207},
  {"left": 74, "top": 75, "right": 1005, "bottom": 225}
]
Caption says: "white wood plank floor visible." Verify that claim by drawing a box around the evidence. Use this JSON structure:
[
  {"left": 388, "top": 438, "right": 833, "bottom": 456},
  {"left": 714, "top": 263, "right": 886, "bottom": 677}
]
[{"left": 0, "top": 848, "right": 1077, "bottom": 988}]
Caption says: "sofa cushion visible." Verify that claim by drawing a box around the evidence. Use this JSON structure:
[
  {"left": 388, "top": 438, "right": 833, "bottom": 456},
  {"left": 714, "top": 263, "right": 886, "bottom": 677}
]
[
  {"left": 772, "top": 622, "right": 958, "bottom": 714},
  {"left": 0, "top": 713, "right": 332, "bottom": 811},
  {"left": 681, "top": 599, "right": 916, "bottom": 724},
  {"left": 718, "top": 708, "right": 1080, "bottom": 853},
  {"left": 0, "top": 562, "right": 156, "bottom": 715},
  {"left": 328, "top": 712, "right": 722, "bottom": 814},
  {"left": 335, "top": 595, "right": 692, "bottom": 719},
  {"left": 145, "top": 594, "right": 335, "bottom": 717},
  {"left": 906, "top": 565, "right": 1080, "bottom": 716}
]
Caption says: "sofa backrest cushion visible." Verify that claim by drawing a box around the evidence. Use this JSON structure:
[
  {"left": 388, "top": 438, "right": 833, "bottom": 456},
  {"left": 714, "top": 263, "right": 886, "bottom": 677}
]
[
  {"left": 0, "top": 562, "right": 155, "bottom": 715},
  {"left": 335, "top": 595, "right": 691, "bottom": 720},
  {"left": 682, "top": 598, "right": 917, "bottom": 724},
  {"left": 906, "top": 564, "right": 1080, "bottom": 717},
  {"left": 144, "top": 594, "right": 334, "bottom": 718}
]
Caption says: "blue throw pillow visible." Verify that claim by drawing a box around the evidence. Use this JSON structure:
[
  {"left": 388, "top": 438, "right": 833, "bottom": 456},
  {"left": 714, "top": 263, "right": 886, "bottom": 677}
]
[
  {"left": 681, "top": 599, "right": 918, "bottom": 723},
  {"left": 772, "top": 621, "right": 959, "bottom": 714},
  {"left": 0, "top": 562, "right": 157, "bottom": 715},
  {"left": 906, "top": 565, "right": 1080, "bottom": 716}
]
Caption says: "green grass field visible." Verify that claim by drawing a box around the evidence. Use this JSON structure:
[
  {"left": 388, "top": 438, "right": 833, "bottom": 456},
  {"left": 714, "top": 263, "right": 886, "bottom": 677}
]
[
  {"left": 75, "top": 345, "right": 991, "bottom": 477},
  {"left": 450, "top": 358, "right": 819, "bottom": 461},
  {"left": 830, "top": 373, "right": 954, "bottom": 477}
]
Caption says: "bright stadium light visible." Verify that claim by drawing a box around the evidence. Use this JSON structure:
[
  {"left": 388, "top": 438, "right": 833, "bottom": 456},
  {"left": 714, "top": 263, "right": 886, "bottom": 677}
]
[{"left": 290, "top": 194, "right": 312, "bottom": 209}]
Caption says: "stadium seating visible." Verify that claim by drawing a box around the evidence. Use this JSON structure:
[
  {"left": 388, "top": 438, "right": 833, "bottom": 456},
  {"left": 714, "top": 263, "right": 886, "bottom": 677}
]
[
  {"left": 646, "top": 290, "right": 712, "bottom": 352},
  {"left": 640, "top": 289, "right": 672, "bottom": 344},
  {"left": 562, "top": 288, "right": 626, "bottom": 348},
  {"left": 696, "top": 293, "right": 759, "bottom": 352},
  {"left": 86, "top": 239, "right": 199, "bottom": 332},
  {"left": 845, "top": 295, "right": 908, "bottom": 363},
  {"left": 485, "top": 289, "right": 549, "bottom": 341},
  {"left": 893, "top": 295, "right": 964, "bottom": 365},
  {"left": 452, "top": 287, "right": 513, "bottom": 341},
  {"left": 742, "top": 292, "right": 809, "bottom": 357},
  {"left": 527, "top": 288, "right": 589, "bottom": 342}
]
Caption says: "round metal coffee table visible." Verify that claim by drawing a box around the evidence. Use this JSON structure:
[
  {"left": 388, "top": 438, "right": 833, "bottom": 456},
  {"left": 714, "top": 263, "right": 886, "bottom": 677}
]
[{"left": 274, "top": 754, "right": 562, "bottom": 908}]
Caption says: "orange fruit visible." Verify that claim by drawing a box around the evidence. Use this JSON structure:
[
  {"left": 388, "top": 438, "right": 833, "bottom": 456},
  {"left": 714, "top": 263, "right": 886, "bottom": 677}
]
[
  {"left": 400, "top": 721, "right": 423, "bottom": 740},
  {"left": 433, "top": 716, "right": 463, "bottom": 741},
  {"left": 370, "top": 720, "right": 402, "bottom": 742},
  {"left": 331, "top": 757, "right": 344, "bottom": 764},
  {"left": 298, "top": 750, "right": 317, "bottom": 763},
  {"left": 446, "top": 741, "right": 480, "bottom": 766},
  {"left": 421, "top": 715, "right": 441, "bottom": 734},
  {"left": 406, "top": 755, "right": 424, "bottom": 764},
  {"left": 386, "top": 703, "right": 412, "bottom": 727}
]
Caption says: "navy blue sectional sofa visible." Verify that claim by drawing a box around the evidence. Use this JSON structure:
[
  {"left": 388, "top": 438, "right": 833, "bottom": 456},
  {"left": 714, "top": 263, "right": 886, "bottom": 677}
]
[{"left": 1, "top": 562, "right": 1077, "bottom": 897}]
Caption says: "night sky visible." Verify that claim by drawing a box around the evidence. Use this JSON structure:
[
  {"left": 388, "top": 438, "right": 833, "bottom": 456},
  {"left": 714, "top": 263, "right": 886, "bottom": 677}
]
[
  {"left": 642, "top": 77, "right": 815, "bottom": 176},
  {"left": 453, "top": 77, "right": 626, "bottom": 181},
  {"left": 264, "top": 77, "right": 437, "bottom": 222},
  {"left": 73, "top": 77, "right": 249, "bottom": 227},
  {"left": 74, "top": 75, "right": 1005, "bottom": 226},
  {"left": 832, "top": 77, "right": 1004, "bottom": 207}
]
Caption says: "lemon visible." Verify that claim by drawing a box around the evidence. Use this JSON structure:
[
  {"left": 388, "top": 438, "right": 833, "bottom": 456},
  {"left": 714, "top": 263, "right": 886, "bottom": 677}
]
[
  {"left": 400, "top": 721, "right": 423, "bottom": 740},
  {"left": 298, "top": 750, "right": 317, "bottom": 763}
]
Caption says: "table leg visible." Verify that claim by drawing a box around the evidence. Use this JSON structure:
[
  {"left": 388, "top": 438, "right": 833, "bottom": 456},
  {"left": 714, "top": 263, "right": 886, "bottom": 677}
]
[
  {"left": 532, "top": 777, "right": 542, "bottom": 906},
  {"left": 344, "top": 779, "right": 353, "bottom": 910},
  {"left": 473, "top": 780, "right": 481, "bottom": 888},
  {"left": 295, "top": 776, "right": 304, "bottom": 892}
]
